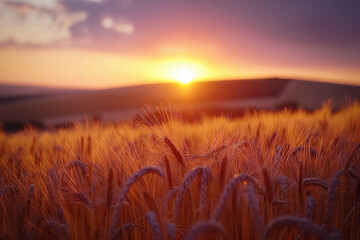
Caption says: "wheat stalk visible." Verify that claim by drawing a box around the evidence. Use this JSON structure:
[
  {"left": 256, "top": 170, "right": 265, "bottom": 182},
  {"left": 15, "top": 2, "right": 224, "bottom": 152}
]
[
  {"left": 108, "top": 166, "right": 164, "bottom": 239},
  {"left": 66, "top": 192, "right": 92, "bottom": 208},
  {"left": 26, "top": 184, "right": 34, "bottom": 217},
  {"left": 30, "top": 136, "right": 36, "bottom": 155},
  {"left": 305, "top": 195, "right": 317, "bottom": 220},
  {"left": 143, "top": 191, "right": 160, "bottom": 221},
  {"left": 262, "top": 167, "right": 273, "bottom": 203},
  {"left": 67, "top": 160, "right": 87, "bottom": 176},
  {"left": 325, "top": 177, "right": 339, "bottom": 228},
  {"left": 291, "top": 146, "right": 317, "bottom": 157},
  {"left": 164, "top": 137, "right": 185, "bottom": 169},
  {"left": 246, "top": 182, "right": 263, "bottom": 234},
  {"left": 213, "top": 173, "right": 255, "bottom": 221},
  {"left": 275, "top": 175, "right": 292, "bottom": 195},
  {"left": 200, "top": 167, "right": 211, "bottom": 211},
  {"left": 184, "top": 221, "right": 227, "bottom": 240},
  {"left": 303, "top": 177, "right": 328, "bottom": 191},
  {"left": 164, "top": 156, "right": 173, "bottom": 189},
  {"left": 146, "top": 211, "right": 164, "bottom": 240},
  {"left": 106, "top": 168, "right": 114, "bottom": 211},
  {"left": 44, "top": 219, "right": 71, "bottom": 240},
  {"left": 174, "top": 166, "right": 204, "bottom": 216},
  {"left": 344, "top": 145, "right": 359, "bottom": 171},
  {"left": 219, "top": 157, "right": 228, "bottom": 189},
  {"left": 166, "top": 222, "right": 176, "bottom": 240},
  {"left": 298, "top": 160, "right": 304, "bottom": 212},
  {"left": 111, "top": 223, "right": 137, "bottom": 240},
  {"left": 87, "top": 136, "right": 92, "bottom": 157},
  {"left": 264, "top": 216, "right": 329, "bottom": 240},
  {"left": 356, "top": 177, "right": 360, "bottom": 201}
]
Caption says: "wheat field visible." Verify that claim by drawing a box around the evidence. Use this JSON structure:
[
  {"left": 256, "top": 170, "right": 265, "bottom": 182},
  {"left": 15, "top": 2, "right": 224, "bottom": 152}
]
[{"left": 0, "top": 104, "right": 359, "bottom": 240}]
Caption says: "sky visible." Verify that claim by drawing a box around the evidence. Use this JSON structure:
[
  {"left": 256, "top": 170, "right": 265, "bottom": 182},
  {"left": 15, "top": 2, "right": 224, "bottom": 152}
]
[{"left": 0, "top": 0, "right": 360, "bottom": 89}]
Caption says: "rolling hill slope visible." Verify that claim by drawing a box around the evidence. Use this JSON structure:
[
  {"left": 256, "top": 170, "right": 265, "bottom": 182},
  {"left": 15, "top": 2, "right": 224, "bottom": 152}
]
[{"left": 0, "top": 78, "right": 359, "bottom": 127}]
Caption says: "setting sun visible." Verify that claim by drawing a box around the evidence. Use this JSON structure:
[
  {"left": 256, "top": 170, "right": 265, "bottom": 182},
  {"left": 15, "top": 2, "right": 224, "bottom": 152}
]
[
  {"left": 174, "top": 67, "right": 194, "bottom": 84},
  {"left": 153, "top": 58, "right": 209, "bottom": 84}
]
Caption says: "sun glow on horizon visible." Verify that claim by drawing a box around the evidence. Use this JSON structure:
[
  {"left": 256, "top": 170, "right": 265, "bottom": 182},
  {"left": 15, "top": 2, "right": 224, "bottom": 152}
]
[
  {"left": 154, "top": 58, "right": 208, "bottom": 84},
  {"left": 173, "top": 67, "right": 194, "bottom": 84}
]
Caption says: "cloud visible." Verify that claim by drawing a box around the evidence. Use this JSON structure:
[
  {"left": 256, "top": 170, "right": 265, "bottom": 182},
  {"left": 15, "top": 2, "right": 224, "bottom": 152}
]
[
  {"left": 101, "top": 16, "right": 134, "bottom": 34},
  {"left": 0, "top": 0, "right": 87, "bottom": 45},
  {"left": 6, "top": 0, "right": 58, "bottom": 8}
]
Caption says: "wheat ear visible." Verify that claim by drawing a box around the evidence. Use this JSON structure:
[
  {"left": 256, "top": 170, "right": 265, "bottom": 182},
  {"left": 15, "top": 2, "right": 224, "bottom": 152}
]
[
  {"left": 164, "top": 156, "right": 173, "bottom": 189},
  {"left": 111, "top": 223, "right": 137, "bottom": 240},
  {"left": 164, "top": 137, "right": 186, "bottom": 169},
  {"left": 108, "top": 166, "right": 164, "bottom": 239},
  {"left": 303, "top": 177, "right": 328, "bottom": 191},
  {"left": 213, "top": 173, "right": 255, "bottom": 221},
  {"left": 200, "top": 167, "right": 211, "bottom": 211},
  {"left": 264, "top": 216, "right": 329, "bottom": 240},
  {"left": 67, "top": 160, "right": 87, "bottom": 176},
  {"left": 174, "top": 167, "right": 204, "bottom": 216}
]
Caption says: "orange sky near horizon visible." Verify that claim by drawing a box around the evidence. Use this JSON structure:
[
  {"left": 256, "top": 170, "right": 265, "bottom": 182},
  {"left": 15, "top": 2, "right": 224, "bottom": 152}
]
[
  {"left": 0, "top": 1, "right": 360, "bottom": 89},
  {"left": 1, "top": 46, "right": 359, "bottom": 89}
]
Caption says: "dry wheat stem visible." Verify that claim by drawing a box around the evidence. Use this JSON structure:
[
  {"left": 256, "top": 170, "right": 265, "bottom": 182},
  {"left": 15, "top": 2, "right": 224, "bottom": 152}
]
[
  {"left": 303, "top": 177, "right": 328, "bottom": 191},
  {"left": 111, "top": 223, "right": 137, "bottom": 240},
  {"left": 143, "top": 191, "right": 160, "bottom": 221},
  {"left": 164, "top": 137, "right": 185, "bottom": 169},
  {"left": 219, "top": 157, "right": 228, "bottom": 189},
  {"left": 166, "top": 222, "right": 176, "bottom": 240},
  {"left": 26, "top": 184, "right": 34, "bottom": 216},
  {"left": 174, "top": 166, "right": 204, "bottom": 216},
  {"left": 67, "top": 160, "right": 87, "bottom": 176},
  {"left": 200, "top": 167, "right": 211, "bottom": 211},
  {"left": 146, "top": 211, "right": 164, "bottom": 240},
  {"left": 108, "top": 166, "right": 164, "bottom": 239},
  {"left": 264, "top": 216, "right": 329, "bottom": 240},
  {"left": 184, "top": 221, "right": 227, "bottom": 240},
  {"left": 213, "top": 173, "right": 256, "bottom": 221},
  {"left": 325, "top": 177, "right": 339, "bottom": 227},
  {"left": 262, "top": 167, "right": 273, "bottom": 203},
  {"left": 106, "top": 168, "right": 114, "bottom": 211},
  {"left": 305, "top": 195, "right": 317, "bottom": 220},
  {"left": 298, "top": 161, "right": 304, "bottom": 212},
  {"left": 291, "top": 146, "right": 317, "bottom": 157},
  {"left": 246, "top": 182, "right": 263, "bottom": 234},
  {"left": 164, "top": 156, "right": 173, "bottom": 189}
]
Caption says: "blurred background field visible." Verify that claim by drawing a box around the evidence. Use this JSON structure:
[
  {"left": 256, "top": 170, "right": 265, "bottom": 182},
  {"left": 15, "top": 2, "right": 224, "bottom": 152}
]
[{"left": 1, "top": 78, "right": 359, "bottom": 132}]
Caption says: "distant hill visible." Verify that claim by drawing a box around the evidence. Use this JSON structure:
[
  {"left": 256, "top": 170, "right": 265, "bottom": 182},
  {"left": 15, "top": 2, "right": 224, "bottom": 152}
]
[
  {"left": 0, "top": 78, "right": 359, "bottom": 129},
  {"left": 0, "top": 83, "right": 89, "bottom": 105}
]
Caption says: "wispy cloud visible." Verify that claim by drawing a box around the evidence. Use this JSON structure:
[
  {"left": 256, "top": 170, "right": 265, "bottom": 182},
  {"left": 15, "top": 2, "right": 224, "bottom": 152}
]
[
  {"left": 101, "top": 15, "right": 134, "bottom": 34},
  {"left": 0, "top": 1, "right": 87, "bottom": 45}
]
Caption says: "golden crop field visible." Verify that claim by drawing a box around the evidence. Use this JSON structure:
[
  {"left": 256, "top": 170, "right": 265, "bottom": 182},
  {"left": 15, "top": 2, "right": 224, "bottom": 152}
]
[{"left": 0, "top": 104, "right": 359, "bottom": 240}]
